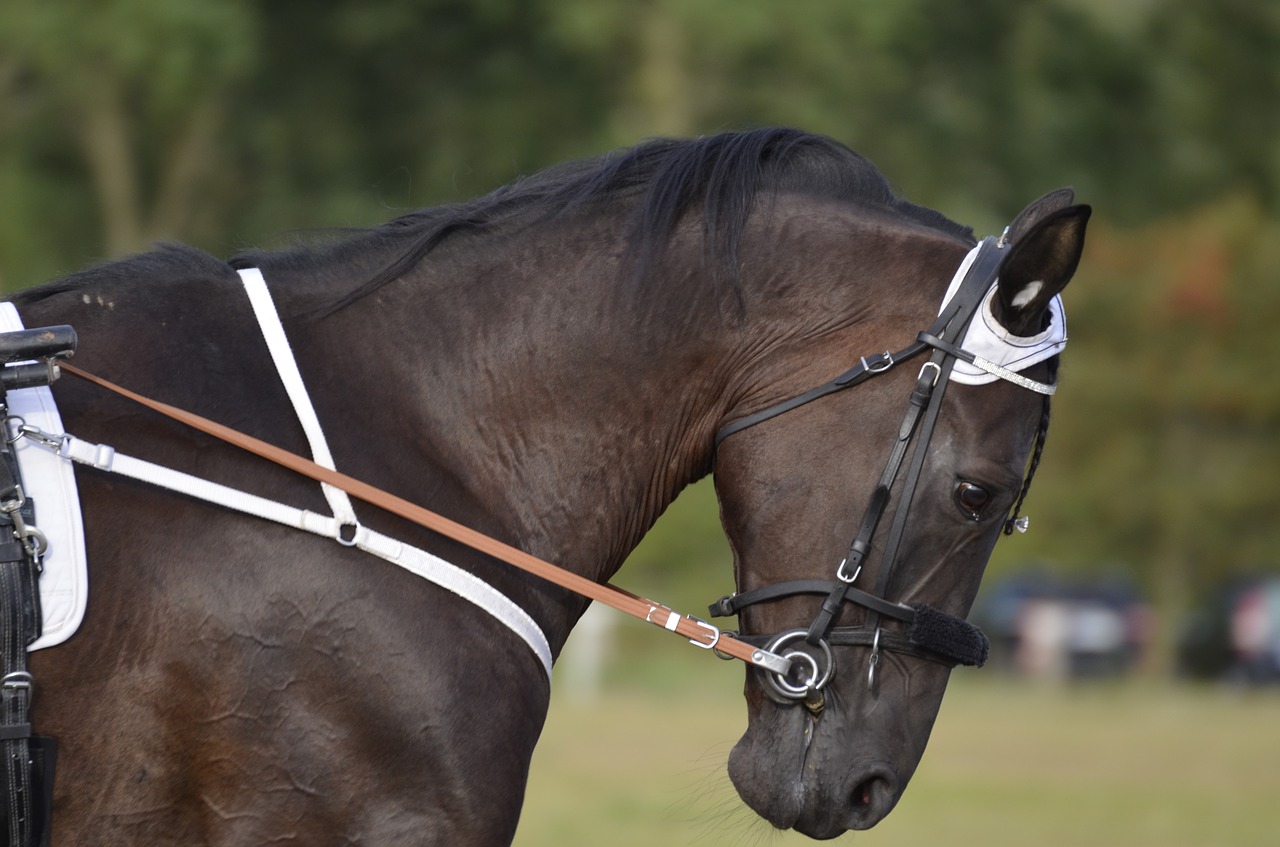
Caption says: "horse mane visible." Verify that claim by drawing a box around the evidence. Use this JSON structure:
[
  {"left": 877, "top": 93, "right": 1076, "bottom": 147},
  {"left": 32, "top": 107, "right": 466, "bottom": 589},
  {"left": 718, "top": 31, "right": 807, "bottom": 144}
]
[
  {"left": 15, "top": 129, "right": 972, "bottom": 315},
  {"left": 231, "top": 127, "right": 975, "bottom": 317}
]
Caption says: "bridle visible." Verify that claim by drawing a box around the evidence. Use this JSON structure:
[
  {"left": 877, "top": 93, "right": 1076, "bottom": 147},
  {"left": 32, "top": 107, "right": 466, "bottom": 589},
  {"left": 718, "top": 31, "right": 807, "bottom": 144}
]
[{"left": 708, "top": 234, "right": 1060, "bottom": 704}]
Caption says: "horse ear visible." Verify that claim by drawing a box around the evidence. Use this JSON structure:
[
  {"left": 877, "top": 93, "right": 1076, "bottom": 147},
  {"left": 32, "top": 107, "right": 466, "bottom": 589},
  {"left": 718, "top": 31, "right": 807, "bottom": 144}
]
[
  {"left": 993, "top": 204, "right": 1091, "bottom": 336},
  {"left": 1004, "top": 188, "right": 1076, "bottom": 245}
]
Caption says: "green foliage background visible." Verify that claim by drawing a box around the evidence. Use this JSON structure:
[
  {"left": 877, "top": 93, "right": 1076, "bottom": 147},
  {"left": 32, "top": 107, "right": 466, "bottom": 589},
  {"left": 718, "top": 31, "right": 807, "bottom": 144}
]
[{"left": 2, "top": 0, "right": 1277, "bottom": 659}]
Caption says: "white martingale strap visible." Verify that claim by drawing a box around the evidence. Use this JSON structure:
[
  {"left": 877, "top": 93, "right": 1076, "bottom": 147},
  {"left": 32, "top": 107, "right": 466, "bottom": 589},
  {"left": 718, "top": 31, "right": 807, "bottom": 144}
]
[
  {"left": 51, "top": 432, "right": 553, "bottom": 676},
  {"left": 937, "top": 242, "right": 1067, "bottom": 389},
  {"left": 236, "top": 269, "right": 551, "bottom": 675},
  {"left": 239, "top": 268, "right": 358, "bottom": 528}
]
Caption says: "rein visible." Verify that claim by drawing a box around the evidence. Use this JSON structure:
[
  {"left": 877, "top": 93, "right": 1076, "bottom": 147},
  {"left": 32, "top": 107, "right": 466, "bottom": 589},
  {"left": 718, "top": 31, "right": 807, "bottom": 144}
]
[{"left": 53, "top": 362, "right": 794, "bottom": 678}]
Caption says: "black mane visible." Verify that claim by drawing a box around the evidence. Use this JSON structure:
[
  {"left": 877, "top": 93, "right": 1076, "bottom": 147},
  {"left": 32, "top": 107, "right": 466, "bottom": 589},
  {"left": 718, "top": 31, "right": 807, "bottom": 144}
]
[{"left": 232, "top": 128, "right": 974, "bottom": 314}]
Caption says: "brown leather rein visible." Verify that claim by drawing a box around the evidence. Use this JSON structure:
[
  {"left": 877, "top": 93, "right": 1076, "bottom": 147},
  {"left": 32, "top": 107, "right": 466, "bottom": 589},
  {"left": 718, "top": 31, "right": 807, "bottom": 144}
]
[{"left": 58, "top": 362, "right": 792, "bottom": 676}]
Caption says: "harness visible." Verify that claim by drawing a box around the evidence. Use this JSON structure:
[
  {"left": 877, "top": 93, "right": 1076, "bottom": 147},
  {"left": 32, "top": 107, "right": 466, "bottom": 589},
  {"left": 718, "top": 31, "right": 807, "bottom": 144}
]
[
  {"left": 0, "top": 326, "right": 76, "bottom": 847},
  {"left": 709, "top": 235, "right": 1062, "bottom": 703}
]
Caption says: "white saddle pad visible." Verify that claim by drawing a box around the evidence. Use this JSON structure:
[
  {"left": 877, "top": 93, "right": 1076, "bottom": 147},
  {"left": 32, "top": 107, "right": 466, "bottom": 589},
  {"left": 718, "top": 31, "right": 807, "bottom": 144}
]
[{"left": 0, "top": 302, "right": 88, "bottom": 651}]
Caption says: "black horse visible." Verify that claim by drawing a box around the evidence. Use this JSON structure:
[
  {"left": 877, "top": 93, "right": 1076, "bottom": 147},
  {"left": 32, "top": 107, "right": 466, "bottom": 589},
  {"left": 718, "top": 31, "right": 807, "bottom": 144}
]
[{"left": 9, "top": 128, "right": 1088, "bottom": 844}]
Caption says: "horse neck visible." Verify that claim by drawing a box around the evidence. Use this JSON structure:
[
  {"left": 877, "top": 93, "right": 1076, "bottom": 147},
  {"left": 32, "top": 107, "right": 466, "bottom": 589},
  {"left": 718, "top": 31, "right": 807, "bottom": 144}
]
[
  {"left": 277, "top": 207, "right": 961, "bottom": 651},
  {"left": 283, "top": 225, "right": 738, "bottom": 592}
]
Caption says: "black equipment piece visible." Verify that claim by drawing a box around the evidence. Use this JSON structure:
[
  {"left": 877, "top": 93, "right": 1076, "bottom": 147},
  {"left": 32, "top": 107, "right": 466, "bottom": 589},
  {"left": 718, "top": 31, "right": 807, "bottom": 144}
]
[{"left": 0, "top": 323, "right": 75, "bottom": 847}]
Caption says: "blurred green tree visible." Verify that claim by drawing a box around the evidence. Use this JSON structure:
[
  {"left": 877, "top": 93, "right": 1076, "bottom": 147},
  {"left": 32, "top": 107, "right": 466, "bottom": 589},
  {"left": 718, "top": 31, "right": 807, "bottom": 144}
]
[{"left": 0, "top": 0, "right": 258, "bottom": 263}]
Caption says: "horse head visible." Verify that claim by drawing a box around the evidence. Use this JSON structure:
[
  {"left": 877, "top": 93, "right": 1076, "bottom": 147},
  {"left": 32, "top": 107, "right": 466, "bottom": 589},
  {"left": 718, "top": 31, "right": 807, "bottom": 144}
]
[{"left": 711, "top": 191, "right": 1089, "bottom": 837}]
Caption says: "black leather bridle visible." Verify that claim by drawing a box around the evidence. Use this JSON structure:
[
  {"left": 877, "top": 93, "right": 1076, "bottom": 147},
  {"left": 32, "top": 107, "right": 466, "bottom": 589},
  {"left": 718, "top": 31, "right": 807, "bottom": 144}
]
[{"left": 709, "top": 236, "right": 1057, "bottom": 701}]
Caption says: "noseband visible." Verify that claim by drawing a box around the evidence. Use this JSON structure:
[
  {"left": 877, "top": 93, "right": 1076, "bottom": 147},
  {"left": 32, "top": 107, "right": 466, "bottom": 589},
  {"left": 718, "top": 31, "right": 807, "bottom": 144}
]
[{"left": 709, "top": 235, "right": 1060, "bottom": 702}]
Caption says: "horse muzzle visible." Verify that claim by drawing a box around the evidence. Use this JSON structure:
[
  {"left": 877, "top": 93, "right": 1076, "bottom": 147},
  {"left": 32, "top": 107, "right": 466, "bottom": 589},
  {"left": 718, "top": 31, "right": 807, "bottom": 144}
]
[{"left": 727, "top": 691, "right": 914, "bottom": 837}]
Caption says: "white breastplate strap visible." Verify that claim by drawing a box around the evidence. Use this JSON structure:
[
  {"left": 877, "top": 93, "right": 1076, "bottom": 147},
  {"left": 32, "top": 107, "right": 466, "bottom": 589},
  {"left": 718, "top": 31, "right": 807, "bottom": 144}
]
[
  {"left": 24, "top": 273, "right": 553, "bottom": 676},
  {"left": 239, "top": 269, "right": 358, "bottom": 528},
  {"left": 53, "top": 433, "right": 552, "bottom": 677}
]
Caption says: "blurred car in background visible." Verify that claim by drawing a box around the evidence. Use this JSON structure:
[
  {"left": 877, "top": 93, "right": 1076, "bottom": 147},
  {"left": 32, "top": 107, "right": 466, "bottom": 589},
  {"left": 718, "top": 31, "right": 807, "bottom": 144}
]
[
  {"left": 1177, "top": 576, "right": 1280, "bottom": 684},
  {"left": 974, "top": 568, "right": 1154, "bottom": 680}
]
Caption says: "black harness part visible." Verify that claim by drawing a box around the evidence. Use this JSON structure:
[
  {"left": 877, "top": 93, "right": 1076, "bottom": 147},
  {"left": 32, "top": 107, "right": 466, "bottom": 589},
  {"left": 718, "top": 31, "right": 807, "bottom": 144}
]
[
  {"left": 0, "top": 324, "right": 74, "bottom": 847},
  {"left": 711, "top": 237, "right": 1047, "bottom": 697}
]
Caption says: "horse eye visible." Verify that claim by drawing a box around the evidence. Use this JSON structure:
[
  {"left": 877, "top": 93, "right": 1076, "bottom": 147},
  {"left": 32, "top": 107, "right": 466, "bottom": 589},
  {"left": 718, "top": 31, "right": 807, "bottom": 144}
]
[{"left": 954, "top": 481, "right": 991, "bottom": 519}]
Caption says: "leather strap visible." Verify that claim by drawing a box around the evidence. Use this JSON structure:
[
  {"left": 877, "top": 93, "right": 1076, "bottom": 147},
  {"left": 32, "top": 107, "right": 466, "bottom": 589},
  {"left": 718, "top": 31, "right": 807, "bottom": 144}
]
[
  {"left": 714, "top": 343, "right": 927, "bottom": 447},
  {"left": 0, "top": 417, "right": 43, "bottom": 846},
  {"left": 709, "top": 580, "right": 916, "bottom": 624},
  {"left": 57, "top": 363, "right": 792, "bottom": 676},
  {"left": 734, "top": 611, "right": 988, "bottom": 668},
  {"left": 918, "top": 332, "right": 1056, "bottom": 394}
]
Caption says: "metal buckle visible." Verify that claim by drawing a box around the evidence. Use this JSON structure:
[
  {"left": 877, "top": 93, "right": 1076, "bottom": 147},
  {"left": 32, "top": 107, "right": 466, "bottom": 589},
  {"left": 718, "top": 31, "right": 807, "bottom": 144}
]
[
  {"left": 918, "top": 361, "right": 942, "bottom": 387},
  {"left": 685, "top": 616, "right": 721, "bottom": 651},
  {"left": 646, "top": 607, "right": 724, "bottom": 651},
  {"left": 860, "top": 351, "right": 894, "bottom": 374},
  {"left": 2, "top": 672, "right": 32, "bottom": 692}
]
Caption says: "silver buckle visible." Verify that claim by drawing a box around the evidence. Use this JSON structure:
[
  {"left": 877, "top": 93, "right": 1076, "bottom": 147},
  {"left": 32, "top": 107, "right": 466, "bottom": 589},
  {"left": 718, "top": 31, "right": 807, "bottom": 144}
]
[{"left": 860, "top": 351, "right": 894, "bottom": 374}]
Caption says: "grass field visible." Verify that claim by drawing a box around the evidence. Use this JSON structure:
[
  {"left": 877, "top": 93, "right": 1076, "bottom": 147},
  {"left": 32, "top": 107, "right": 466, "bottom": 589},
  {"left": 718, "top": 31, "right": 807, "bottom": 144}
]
[{"left": 515, "top": 654, "right": 1279, "bottom": 847}]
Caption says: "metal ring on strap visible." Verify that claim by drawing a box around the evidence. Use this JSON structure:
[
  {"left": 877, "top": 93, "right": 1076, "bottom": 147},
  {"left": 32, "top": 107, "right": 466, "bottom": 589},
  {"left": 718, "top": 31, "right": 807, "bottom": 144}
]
[{"left": 760, "top": 629, "right": 834, "bottom": 701}]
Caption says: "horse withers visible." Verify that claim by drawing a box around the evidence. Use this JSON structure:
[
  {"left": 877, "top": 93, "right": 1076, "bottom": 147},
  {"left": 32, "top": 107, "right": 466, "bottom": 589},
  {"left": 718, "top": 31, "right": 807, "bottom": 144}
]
[{"left": 8, "top": 128, "right": 1088, "bottom": 844}]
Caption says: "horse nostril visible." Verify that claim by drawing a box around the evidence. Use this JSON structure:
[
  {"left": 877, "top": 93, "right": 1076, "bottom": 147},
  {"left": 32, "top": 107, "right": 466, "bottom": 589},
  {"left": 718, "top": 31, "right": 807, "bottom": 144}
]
[
  {"left": 847, "top": 767, "right": 900, "bottom": 829},
  {"left": 852, "top": 775, "right": 881, "bottom": 809}
]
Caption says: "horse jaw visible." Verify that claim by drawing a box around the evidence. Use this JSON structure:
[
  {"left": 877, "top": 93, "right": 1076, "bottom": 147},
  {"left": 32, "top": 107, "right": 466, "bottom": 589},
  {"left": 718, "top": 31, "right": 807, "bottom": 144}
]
[{"left": 726, "top": 664, "right": 949, "bottom": 838}]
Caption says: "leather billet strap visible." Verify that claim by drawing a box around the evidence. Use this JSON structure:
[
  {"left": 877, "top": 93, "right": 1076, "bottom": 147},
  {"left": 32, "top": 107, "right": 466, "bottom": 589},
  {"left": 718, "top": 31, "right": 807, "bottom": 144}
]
[
  {"left": 0, "top": 413, "right": 45, "bottom": 846},
  {"left": 0, "top": 320, "right": 69, "bottom": 847},
  {"left": 55, "top": 363, "right": 794, "bottom": 679}
]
